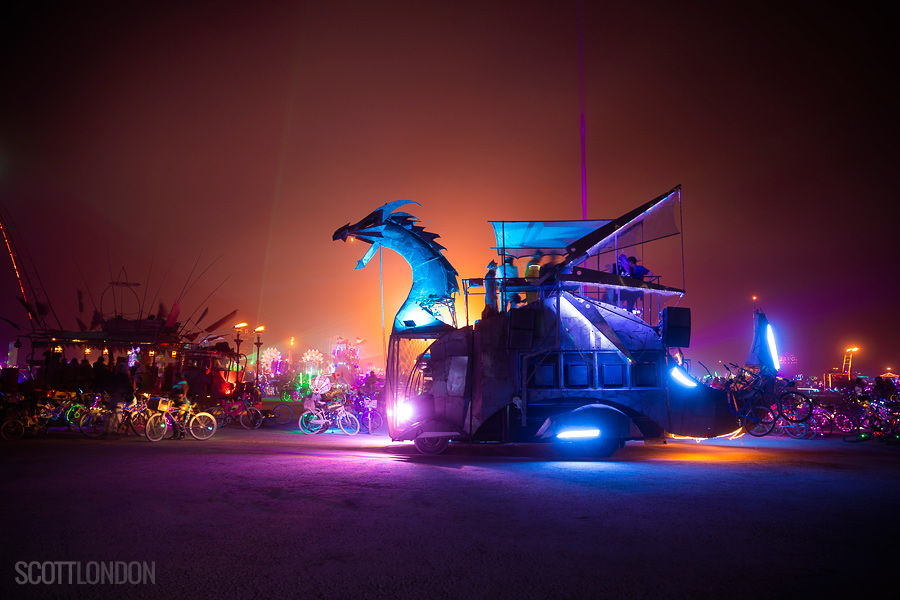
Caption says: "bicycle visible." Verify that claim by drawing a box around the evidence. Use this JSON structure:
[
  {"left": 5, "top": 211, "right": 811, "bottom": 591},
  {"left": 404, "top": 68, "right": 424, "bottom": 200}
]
[
  {"left": 1, "top": 395, "right": 85, "bottom": 440},
  {"left": 805, "top": 405, "right": 834, "bottom": 438},
  {"left": 298, "top": 395, "right": 360, "bottom": 435},
  {"left": 722, "top": 365, "right": 777, "bottom": 436},
  {"left": 842, "top": 395, "right": 900, "bottom": 442},
  {"left": 727, "top": 363, "right": 813, "bottom": 424},
  {"left": 206, "top": 394, "right": 264, "bottom": 429},
  {"left": 262, "top": 402, "right": 294, "bottom": 426},
  {"left": 349, "top": 390, "right": 383, "bottom": 433},
  {"left": 770, "top": 415, "right": 809, "bottom": 439},
  {"left": 78, "top": 396, "right": 149, "bottom": 438},
  {"left": 144, "top": 397, "right": 217, "bottom": 442}
]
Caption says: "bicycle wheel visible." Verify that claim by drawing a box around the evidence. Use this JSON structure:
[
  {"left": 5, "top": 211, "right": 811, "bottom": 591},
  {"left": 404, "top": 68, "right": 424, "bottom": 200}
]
[
  {"left": 1, "top": 418, "right": 25, "bottom": 440},
  {"left": 79, "top": 411, "right": 107, "bottom": 438},
  {"left": 239, "top": 407, "right": 263, "bottom": 429},
  {"left": 297, "top": 410, "right": 315, "bottom": 434},
  {"left": 809, "top": 413, "right": 833, "bottom": 438},
  {"left": 361, "top": 409, "right": 383, "bottom": 433},
  {"left": 188, "top": 412, "right": 217, "bottom": 440},
  {"left": 779, "top": 391, "right": 813, "bottom": 423},
  {"left": 206, "top": 406, "right": 226, "bottom": 427},
  {"left": 784, "top": 420, "right": 809, "bottom": 439},
  {"left": 145, "top": 413, "right": 168, "bottom": 442},
  {"left": 271, "top": 404, "right": 293, "bottom": 425},
  {"left": 833, "top": 411, "right": 856, "bottom": 433},
  {"left": 66, "top": 404, "right": 86, "bottom": 427},
  {"left": 301, "top": 410, "right": 328, "bottom": 434},
  {"left": 742, "top": 405, "right": 776, "bottom": 437},
  {"left": 206, "top": 405, "right": 225, "bottom": 428},
  {"left": 369, "top": 410, "right": 383, "bottom": 431},
  {"left": 127, "top": 409, "right": 149, "bottom": 437},
  {"left": 338, "top": 412, "right": 360, "bottom": 435}
]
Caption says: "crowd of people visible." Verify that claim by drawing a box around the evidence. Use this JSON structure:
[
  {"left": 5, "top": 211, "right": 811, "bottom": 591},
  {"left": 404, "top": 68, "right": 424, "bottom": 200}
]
[
  {"left": 1, "top": 351, "right": 193, "bottom": 439},
  {"left": 481, "top": 251, "right": 654, "bottom": 315}
]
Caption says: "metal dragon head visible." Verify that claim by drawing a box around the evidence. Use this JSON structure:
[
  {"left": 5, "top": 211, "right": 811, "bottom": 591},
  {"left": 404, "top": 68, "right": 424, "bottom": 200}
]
[
  {"left": 334, "top": 200, "right": 458, "bottom": 333},
  {"left": 333, "top": 200, "right": 452, "bottom": 273}
]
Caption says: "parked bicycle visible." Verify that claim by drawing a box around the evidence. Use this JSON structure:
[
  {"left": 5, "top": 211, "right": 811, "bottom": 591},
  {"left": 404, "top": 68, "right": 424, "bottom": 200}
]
[
  {"left": 1, "top": 393, "right": 96, "bottom": 440},
  {"left": 144, "top": 397, "right": 217, "bottom": 442},
  {"left": 206, "top": 394, "right": 264, "bottom": 429},
  {"left": 770, "top": 415, "right": 809, "bottom": 439},
  {"left": 349, "top": 390, "right": 383, "bottom": 433},
  {"left": 78, "top": 396, "right": 149, "bottom": 439},
  {"left": 298, "top": 395, "right": 360, "bottom": 435},
  {"left": 722, "top": 365, "right": 777, "bottom": 436},
  {"left": 262, "top": 403, "right": 294, "bottom": 427},
  {"left": 727, "top": 363, "right": 813, "bottom": 423}
]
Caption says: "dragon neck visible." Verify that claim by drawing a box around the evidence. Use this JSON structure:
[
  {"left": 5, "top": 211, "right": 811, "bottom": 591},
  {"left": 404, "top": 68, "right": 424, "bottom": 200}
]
[{"left": 371, "top": 222, "right": 458, "bottom": 332}]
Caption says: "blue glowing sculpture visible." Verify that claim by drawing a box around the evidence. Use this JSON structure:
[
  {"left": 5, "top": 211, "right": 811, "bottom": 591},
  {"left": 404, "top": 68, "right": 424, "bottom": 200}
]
[{"left": 333, "top": 200, "right": 458, "bottom": 334}]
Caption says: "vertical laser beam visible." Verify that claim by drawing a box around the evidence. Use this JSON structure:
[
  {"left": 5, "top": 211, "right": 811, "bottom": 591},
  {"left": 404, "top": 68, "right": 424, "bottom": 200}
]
[{"left": 577, "top": 0, "right": 587, "bottom": 220}]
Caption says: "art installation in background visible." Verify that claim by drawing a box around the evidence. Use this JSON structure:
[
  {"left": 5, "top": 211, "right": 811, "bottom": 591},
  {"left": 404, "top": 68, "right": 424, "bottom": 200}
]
[
  {"left": 331, "top": 336, "right": 361, "bottom": 384},
  {"left": 309, "top": 375, "right": 331, "bottom": 396},
  {"left": 1, "top": 202, "right": 244, "bottom": 395},
  {"left": 333, "top": 200, "right": 458, "bottom": 334},
  {"left": 334, "top": 187, "right": 746, "bottom": 456},
  {"left": 301, "top": 349, "right": 324, "bottom": 374},
  {"left": 259, "top": 347, "right": 283, "bottom": 379}
]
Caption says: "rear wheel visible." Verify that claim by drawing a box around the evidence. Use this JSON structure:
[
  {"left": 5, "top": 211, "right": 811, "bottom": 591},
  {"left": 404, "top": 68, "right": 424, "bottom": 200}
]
[
  {"left": 413, "top": 436, "right": 449, "bottom": 455},
  {"left": 338, "top": 412, "right": 360, "bottom": 435},
  {"left": 239, "top": 407, "right": 263, "bottom": 429},
  {"left": 79, "top": 411, "right": 106, "bottom": 438},
  {"left": 66, "top": 405, "right": 87, "bottom": 427},
  {"left": 743, "top": 405, "right": 776, "bottom": 437},
  {"left": 1, "top": 418, "right": 25, "bottom": 440},
  {"left": 188, "top": 412, "right": 217, "bottom": 440},
  {"left": 362, "top": 410, "right": 383, "bottom": 433},
  {"left": 809, "top": 413, "right": 833, "bottom": 438},
  {"left": 145, "top": 414, "right": 168, "bottom": 442},
  {"left": 271, "top": 404, "right": 293, "bottom": 425},
  {"left": 128, "top": 409, "right": 149, "bottom": 437},
  {"left": 784, "top": 420, "right": 809, "bottom": 439},
  {"left": 206, "top": 406, "right": 226, "bottom": 427},
  {"left": 779, "top": 391, "right": 813, "bottom": 423},
  {"left": 833, "top": 411, "right": 856, "bottom": 433},
  {"left": 300, "top": 410, "right": 327, "bottom": 434}
]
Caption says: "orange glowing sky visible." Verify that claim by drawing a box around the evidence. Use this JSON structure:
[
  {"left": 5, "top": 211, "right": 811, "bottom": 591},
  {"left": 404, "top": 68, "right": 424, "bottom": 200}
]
[{"left": 1, "top": 1, "right": 897, "bottom": 376}]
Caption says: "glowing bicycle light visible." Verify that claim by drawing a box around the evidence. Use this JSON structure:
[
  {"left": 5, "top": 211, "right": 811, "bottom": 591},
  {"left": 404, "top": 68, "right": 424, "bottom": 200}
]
[
  {"left": 557, "top": 427, "right": 601, "bottom": 440},
  {"left": 670, "top": 366, "right": 698, "bottom": 388}
]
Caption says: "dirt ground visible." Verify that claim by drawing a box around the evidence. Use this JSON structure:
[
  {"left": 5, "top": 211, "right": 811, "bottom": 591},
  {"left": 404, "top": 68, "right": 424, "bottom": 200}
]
[{"left": 2, "top": 423, "right": 899, "bottom": 600}]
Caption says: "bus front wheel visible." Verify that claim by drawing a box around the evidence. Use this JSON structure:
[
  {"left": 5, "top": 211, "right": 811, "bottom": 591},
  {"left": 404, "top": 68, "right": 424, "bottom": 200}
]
[{"left": 413, "top": 436, "right": 449, "bottom": 455}]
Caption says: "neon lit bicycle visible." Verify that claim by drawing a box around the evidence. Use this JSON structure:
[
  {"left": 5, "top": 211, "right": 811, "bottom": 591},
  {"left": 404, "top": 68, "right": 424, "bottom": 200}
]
[
  {"left": 144, "top": 397, "right": 217, "bottom": 442},
  {"left": 206, "top": 394, "right": 265, "bottom": 429}
]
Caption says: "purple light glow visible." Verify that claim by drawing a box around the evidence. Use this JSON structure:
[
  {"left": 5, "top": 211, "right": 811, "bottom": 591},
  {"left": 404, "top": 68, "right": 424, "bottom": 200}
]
[{"left": 557, "top": 427, "right": 601, "bottom": 440}]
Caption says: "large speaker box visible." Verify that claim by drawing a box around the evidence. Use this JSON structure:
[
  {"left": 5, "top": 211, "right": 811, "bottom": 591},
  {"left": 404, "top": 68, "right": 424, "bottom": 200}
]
[
  {"left": 507, "top": 308, "right": 535, "bottom": 350},
  {"left": 661, "top": 307, "right": 691, "bottom": 348}
]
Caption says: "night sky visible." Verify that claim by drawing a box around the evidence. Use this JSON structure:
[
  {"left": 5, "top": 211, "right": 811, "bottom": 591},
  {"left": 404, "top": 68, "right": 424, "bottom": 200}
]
[{"left": 1, "top": 0, "right": 897, "bottom": 378}]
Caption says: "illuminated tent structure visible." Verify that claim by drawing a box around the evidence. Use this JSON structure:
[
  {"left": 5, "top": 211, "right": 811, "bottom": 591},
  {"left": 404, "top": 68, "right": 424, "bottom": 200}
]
[{"left": 490, "top": 219, "right": 611, "bottom": 258}]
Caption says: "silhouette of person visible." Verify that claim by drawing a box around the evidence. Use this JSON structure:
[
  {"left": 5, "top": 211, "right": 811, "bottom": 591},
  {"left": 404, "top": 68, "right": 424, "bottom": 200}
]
[
  {"left": 524, "top": 251, "right": 542, "bottom": 303},
  {"left": 484, "top": 260, "right": 499, "bottom": 313},
  {"left": 499, "top": 255, "right": 519, "bottom": 311},
  {"left": 625, "top": 256, "right": 653, "bottom": 313}
]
